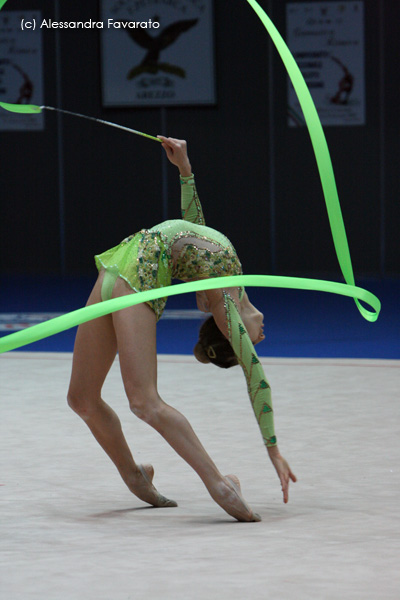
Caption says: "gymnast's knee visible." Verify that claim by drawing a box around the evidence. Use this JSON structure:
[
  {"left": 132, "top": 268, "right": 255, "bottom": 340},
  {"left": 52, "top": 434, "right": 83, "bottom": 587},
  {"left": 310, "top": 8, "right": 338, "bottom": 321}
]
[
  {"left": 127, "top": 388, "right": 162, "bottom": 425},
  {"left": 67, "top": 390, "right": 98, "bottom": 420}
]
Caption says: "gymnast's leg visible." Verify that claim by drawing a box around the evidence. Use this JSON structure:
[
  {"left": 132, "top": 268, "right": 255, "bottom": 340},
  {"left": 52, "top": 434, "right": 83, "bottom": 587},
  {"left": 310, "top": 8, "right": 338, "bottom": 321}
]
[
  {"left": 111, "top": 278, "right": 260, "bottom": 522},
  {"left": 67, "top": 273, "right": 176, "bottom": 508}
]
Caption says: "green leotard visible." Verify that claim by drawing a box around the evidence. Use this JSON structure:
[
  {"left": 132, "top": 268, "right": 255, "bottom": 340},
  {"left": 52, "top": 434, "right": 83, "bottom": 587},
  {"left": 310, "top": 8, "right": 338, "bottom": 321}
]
[
  {"left": 95, "top": 174, "right": 277, "bottom": 448},
  {"left": 95, "top": 174, "right": 243, "bottom": 317}
]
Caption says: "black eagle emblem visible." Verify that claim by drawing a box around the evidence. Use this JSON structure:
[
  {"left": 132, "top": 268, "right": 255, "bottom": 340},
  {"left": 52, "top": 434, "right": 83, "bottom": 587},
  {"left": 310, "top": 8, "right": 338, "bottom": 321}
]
[{"left": 117, "top": 17, "right": 198, "bottom": 79}]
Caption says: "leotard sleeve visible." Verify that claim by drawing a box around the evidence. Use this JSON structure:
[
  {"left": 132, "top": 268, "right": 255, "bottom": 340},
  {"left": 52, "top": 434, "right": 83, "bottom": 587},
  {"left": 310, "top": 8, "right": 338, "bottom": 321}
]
[
  {"left": 180, "top": 174, "right": 205, "bottom": 225},
  {"left": 223, "top": 291, "right": 277, "bottom": 449}
]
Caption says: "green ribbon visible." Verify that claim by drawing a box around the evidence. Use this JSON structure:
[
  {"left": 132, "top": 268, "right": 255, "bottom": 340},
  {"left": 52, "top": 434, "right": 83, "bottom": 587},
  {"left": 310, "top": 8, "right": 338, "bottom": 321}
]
[
  {"left": 0, "top": 0, "right": 381, "bottom": 354},
  {"left": 245, "top": 0, "right": 373, "bottom": 321},
  {"left": 0, "top": 275, "right": 380, "bottom": 353},
  {"left": 0, "top": 101, "right": 41, "bottom": 113}
]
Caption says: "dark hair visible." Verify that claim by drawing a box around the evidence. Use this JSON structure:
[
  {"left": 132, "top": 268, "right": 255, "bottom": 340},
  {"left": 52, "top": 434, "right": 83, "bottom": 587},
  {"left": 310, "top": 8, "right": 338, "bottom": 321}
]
[{"left": 194, "top": 316, "right": 238, "bottom": 369}]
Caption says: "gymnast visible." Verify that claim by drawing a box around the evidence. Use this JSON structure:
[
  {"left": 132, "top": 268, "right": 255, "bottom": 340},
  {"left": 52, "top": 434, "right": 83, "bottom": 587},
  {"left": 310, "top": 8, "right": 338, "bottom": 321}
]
[{"left": 67, "top": 137, "right": 296, "bottom": 522}]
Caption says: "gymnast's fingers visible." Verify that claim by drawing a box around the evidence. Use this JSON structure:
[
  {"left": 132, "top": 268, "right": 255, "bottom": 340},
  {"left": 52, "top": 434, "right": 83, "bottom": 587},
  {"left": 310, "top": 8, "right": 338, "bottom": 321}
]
[
  {"left": 280, "top": 473, "right": 289, "bottom": 504},
  {"left": 158, "top": 136, "right": 175, "bottom": 160},
  {"left": 158, "top": 136, "right": 187, "bottom": 151},
  {"left": 280, "top": 464, "right": 297, "bottom": 504}
]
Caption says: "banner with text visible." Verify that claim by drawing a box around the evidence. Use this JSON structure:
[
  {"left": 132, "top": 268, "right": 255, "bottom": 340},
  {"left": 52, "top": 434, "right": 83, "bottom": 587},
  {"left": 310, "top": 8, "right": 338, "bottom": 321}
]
[
  {"left": 0, "top": 10, "right": 43, "bottom": 131},
  {"left": 101, "top": 0, "right": 215, "bottom": 107},
  {"left": 286, "top": 1, "right": 365, "bottom": 127}
]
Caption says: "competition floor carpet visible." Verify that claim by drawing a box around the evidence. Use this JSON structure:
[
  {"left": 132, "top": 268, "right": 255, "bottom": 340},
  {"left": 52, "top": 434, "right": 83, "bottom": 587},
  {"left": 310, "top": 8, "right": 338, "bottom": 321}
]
[
  {"left": 1, "top": 276, "right": 399, "bottom": 599},
  {"left": 1, "top": 353, "right": 399, "bottom": 599}
]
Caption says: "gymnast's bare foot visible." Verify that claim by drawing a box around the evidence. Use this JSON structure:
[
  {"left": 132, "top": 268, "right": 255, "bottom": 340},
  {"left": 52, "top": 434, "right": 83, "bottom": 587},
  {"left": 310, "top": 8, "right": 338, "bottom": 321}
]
[
  {"left": 213, "top": 474, "right": 261, "bottom": 522},
  {"left": 130, "top": 464, "right": 177, "bottom": 508}
]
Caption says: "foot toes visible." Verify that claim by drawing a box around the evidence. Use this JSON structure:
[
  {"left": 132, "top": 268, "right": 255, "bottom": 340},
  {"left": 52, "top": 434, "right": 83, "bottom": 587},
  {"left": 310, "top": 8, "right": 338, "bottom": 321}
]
[
  {"left": 137, "top": 464, "right": 177, "bottom": 508},
  {"left": 158, "top": 496, "right": 178, "bottom": 508}
]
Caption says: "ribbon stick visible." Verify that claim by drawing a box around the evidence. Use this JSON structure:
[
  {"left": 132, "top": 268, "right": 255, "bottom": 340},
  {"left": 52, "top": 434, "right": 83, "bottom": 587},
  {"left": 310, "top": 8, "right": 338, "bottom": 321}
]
[{"left": 0, "top": 102, "right": 162, "bottom": 142}]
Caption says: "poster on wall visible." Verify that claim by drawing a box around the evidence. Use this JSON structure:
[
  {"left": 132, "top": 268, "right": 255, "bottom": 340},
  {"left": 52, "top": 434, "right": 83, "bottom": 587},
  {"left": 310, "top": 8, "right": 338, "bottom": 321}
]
[
  {"left": 100, "top": 0, "right": 215, "bottom": 107},
  {"left": 0, "top": 10, "right": 44, "bottom": 131},
  {"left": 286, "top": 1, "right": 365, "bottom": 127}
]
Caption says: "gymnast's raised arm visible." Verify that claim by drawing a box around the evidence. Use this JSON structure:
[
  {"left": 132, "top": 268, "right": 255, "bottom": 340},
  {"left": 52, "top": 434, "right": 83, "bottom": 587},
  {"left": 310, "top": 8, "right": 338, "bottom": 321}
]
[{"left": 158, "top": 136, "right": 205, "bottom": 225}]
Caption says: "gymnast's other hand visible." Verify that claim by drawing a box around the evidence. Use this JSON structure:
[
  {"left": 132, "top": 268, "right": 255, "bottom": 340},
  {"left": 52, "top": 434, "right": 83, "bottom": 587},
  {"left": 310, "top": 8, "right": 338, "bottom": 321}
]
[
  {"left": 267, "top": 446, "right": 297, "bottom": 504},
  {"left": 158, "top": 136, "right": 192, "bottom": 177}
]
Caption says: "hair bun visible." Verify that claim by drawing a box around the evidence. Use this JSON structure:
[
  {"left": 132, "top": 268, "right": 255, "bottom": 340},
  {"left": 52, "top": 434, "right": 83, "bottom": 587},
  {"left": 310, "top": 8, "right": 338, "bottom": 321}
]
[{"left": 193, "top": 341, "right": 210, "bottom": 364}]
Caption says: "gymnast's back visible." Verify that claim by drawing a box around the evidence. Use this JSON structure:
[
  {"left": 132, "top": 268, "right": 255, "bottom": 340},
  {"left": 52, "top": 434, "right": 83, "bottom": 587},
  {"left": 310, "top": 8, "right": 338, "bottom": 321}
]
[
  {"left": 150, "top": 174, "right": 242, "bottom": 281},
  {"left": 94, "top": 173, "right": 242, "bottom": 319}
]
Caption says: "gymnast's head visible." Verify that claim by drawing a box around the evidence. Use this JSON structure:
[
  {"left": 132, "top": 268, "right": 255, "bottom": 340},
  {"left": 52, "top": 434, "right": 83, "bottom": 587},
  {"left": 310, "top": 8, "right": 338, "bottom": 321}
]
[
  {"left": 194, "top": 316, "right": 238, "bottom": 369},
  {"left": 194, "top": 292, "right": 266, "bottom": 368}
]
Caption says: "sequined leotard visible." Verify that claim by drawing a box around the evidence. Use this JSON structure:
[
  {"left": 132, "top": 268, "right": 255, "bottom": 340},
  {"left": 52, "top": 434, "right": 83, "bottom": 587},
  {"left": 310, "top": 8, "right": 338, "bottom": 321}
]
[
  {"left": 95, "top": 174, "right": 243, "bottom": 319},
  {"left": 95, "top": 174, "right": 277, "bottom": 449}
]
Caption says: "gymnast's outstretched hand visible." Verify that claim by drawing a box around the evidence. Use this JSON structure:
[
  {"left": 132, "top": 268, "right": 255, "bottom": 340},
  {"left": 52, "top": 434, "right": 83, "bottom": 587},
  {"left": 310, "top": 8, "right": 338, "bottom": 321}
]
[
  {"left": 158, "top": 135, "right": 192, "bottom": 177},
  {"left": 267, "top": 446, "right": 297, "bottom": 504}
]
